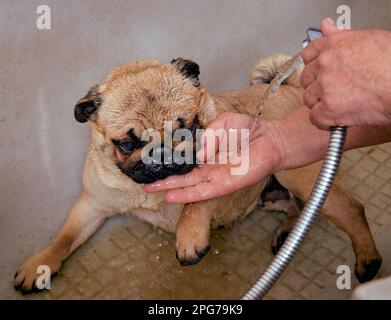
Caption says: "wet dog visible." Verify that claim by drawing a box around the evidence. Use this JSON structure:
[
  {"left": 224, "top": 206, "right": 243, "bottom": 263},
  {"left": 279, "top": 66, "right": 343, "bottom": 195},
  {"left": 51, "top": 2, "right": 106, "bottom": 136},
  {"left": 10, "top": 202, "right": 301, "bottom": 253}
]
[{"left": 14, "top": 55, "right": 382, "bottom": 293}]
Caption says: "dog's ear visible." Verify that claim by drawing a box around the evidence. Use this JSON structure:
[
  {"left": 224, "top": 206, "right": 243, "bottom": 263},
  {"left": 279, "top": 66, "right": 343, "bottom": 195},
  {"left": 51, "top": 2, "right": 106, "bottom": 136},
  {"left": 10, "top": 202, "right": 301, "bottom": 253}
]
[
  {"left": 171, "top": 58, "right": 200, "bottom": 86},
  {"left": 74, "top": 85, "right": 101, "bottom": 123}
]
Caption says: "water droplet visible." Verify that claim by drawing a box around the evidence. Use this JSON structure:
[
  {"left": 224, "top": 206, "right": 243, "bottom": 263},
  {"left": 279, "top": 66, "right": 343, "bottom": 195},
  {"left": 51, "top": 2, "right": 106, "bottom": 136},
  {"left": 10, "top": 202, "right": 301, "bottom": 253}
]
[
  {"left": 163, "top": 240, "right": 168, "bottom": 246},
  {"left": 213, "top": 249, "right": 220, "bottom": 255},
  {"left": 157, "top": 242, "right": 162, "bottom": 248},
  {"left": 158, "top": 229, "right": 163, "bottom": 235},
  {"left": 155, "top": 255, "right": 160, "bottom": 261}
]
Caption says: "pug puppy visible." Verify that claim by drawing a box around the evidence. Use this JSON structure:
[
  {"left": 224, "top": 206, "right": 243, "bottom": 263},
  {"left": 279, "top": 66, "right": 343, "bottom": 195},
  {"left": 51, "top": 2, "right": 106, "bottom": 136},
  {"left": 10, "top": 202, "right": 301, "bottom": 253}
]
[{"left": 14, "top": 55, "right": 382, "bottom": 293}]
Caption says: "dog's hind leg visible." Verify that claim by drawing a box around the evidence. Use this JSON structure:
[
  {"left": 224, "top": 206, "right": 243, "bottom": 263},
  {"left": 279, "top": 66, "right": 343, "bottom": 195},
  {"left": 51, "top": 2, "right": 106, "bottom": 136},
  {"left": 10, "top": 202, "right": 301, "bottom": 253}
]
[
  {"left": 275, "top": 162, "right": 382, "bottom": 283},
  {"left": 261, "top": 199, "right": 300, "bottom": 255},
  {"left": 14, "top": 192, "right": 106, "bottom": 293},
  {"left": 258, "top": 175, "right": 301, "bottom": 254}
]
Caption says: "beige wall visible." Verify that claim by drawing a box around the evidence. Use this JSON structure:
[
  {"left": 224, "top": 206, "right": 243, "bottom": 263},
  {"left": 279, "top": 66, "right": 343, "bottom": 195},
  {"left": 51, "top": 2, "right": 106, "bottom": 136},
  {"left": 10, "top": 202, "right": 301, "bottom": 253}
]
[{"left": 0, "top": 0, "right": 390, "bottom": 297}]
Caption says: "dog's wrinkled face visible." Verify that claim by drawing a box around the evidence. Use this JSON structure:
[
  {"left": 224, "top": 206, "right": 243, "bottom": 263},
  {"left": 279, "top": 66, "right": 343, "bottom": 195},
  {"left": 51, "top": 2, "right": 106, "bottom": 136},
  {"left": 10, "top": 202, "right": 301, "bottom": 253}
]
[{"left": 74, "top": 58, "right": 216, "bottom": 184}]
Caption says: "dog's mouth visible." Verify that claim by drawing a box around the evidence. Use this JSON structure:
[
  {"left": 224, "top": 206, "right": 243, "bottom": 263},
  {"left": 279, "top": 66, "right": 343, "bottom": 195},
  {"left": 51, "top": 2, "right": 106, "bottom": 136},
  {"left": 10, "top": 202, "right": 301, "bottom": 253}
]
[
  {"left": 117, "top": 149, "right": 198, "bottom": 184},
  {"left": 129, "top": 160, "right": 197, "bottom": 184},
  {"left": 117, "top": 117, "right": 202, "bottom": 184}
]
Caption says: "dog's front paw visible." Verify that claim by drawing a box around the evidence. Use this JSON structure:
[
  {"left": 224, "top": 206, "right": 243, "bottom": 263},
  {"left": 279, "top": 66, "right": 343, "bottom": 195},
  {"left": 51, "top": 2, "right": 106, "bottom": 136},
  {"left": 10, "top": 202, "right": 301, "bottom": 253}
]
[
  {"left": 14, "top": 249, "right": 61, "bottom": 294},
  {"left": 176, "top": 243, "right": 210, "bottom": 266},
  {"left": 175, "top": 226, "right": 210, "bottom": 266}
]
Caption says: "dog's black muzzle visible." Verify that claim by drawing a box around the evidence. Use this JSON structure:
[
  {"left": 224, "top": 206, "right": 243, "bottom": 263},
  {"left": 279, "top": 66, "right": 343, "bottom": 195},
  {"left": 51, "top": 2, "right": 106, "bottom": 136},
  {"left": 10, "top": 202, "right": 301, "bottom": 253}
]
[{"left": 120, "top": 145, "right": 197, "bottom": 184}]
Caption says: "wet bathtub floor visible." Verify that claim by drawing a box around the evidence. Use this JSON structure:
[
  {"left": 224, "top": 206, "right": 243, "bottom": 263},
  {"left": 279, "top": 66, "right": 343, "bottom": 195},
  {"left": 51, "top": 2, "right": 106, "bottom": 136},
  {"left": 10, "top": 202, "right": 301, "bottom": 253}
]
[{"left": 4, "top": 143, "right": 391, "bottom": 300}]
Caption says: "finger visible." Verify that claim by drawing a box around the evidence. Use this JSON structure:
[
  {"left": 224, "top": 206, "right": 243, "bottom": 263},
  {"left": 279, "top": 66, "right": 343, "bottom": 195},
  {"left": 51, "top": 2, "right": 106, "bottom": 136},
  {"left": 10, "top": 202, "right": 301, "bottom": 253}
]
[
  {"left": 309, "top": 101, "right": 334, "bottom": 130},
  {"left": 196, "top": 112, "right": 250, "bottom": 162},
  {"left": 197, "top": 131, "right": 220, "bottom": 163},
  {"left": 300, "top": 59, "right": 319, "bottom": 89},
  {"left": 301, "top": 38, "right": 328, "bottom": 64},
  {"left": 143, "top": 166, "right": 208, "bottom": 192},
  {"left": 196, "top": 116, "right": 229, "bottom": 162},
  {"left": 165, "top": 182, "right": 223, "bottom": 203},
  {"left": 165, "top": 167, "right": 238, "bottom": 203},
  {"left": 320, "top": 17, "right": 341, "bottom": 36},
  {"left": 303, "top": 81, "right": 322, "bottom": 108}
]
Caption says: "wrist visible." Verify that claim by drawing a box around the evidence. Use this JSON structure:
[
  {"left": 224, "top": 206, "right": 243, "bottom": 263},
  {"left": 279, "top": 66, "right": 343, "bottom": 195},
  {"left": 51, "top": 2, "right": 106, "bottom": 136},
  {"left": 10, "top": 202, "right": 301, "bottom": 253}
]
[
  {"left": 255, "top": 119, "right": 287, "bottom": 173},
  {"left": 259, "top": 107, "right": 331, "bottom": 172},
  {"left": 379, "top": 96, "right": 391, "bottom": 123}
]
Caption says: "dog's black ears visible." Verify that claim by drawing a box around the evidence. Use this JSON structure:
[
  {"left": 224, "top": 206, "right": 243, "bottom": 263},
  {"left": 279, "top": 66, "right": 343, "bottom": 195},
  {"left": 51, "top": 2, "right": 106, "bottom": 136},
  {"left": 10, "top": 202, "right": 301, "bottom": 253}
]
[
  {"left": 74, "top": 85, "right": 101, "bottom": 123},
  {"left": 171, "top": 58, "right": 200, "bottom": 86}
]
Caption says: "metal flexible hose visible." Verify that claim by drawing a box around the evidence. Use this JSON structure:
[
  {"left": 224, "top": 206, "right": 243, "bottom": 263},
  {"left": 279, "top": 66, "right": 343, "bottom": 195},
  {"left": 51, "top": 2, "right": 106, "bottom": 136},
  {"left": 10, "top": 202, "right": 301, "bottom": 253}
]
[{"left": 242, "top": 126, "right": 347, "bottom": 300}]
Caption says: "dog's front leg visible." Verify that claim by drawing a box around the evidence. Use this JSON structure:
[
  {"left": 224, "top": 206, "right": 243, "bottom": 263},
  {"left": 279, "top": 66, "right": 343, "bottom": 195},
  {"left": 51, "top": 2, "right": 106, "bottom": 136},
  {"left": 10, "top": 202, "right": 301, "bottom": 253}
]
[
  {"left": 14, "top": 192, "right": 106, "bottom": 293},
  {"left": 176, "top": 202, "right": 212, "bottom": 266}
]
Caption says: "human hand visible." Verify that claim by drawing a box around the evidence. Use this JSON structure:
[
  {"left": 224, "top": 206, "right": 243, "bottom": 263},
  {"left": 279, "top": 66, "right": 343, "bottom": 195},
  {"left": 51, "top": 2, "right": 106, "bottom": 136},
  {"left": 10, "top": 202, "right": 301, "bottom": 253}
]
[
  {"left": 143, "top": 112, "right": 283, "bottom": 203},
  {"left": 301, "top": 17, "right": 391, "bottom": 129}
]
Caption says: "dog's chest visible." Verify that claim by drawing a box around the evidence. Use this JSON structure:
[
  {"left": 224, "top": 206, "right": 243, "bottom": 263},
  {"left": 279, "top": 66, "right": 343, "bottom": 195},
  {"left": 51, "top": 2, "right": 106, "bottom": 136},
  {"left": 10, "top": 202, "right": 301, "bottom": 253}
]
[
  {"left": 130, "top": 201, "right": 184, "bottom": 233},
  {"left": 109, "top": 188, "right": 184, "bottom": 233}
]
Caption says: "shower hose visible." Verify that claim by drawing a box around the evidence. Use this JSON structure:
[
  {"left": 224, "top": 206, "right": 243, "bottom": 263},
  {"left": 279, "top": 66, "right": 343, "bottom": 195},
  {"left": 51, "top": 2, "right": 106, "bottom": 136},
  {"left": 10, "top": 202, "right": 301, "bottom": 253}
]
[{"left": 242, "top": 28, "right": 347, "bottom": 300}]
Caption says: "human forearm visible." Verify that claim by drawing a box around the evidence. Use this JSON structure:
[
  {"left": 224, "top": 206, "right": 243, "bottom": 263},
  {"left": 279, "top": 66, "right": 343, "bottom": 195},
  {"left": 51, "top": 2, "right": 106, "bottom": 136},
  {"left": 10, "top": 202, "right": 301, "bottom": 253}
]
[
  {"left": 144, "top": 108, "right": 391, "bottom": 204},
  {"left": 269, "top": 107, "right": 391, "bottom": 172}
]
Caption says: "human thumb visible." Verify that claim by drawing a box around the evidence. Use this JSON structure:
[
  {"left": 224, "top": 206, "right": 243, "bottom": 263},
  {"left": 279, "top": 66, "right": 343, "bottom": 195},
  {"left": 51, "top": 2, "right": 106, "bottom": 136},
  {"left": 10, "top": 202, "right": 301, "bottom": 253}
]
[{"left": 320, "top": 17, "right": 341, "bottom": 36}]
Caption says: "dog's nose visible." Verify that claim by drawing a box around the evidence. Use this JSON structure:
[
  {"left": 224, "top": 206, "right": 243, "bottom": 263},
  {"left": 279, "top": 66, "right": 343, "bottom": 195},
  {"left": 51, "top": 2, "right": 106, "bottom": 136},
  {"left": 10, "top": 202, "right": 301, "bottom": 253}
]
[
  {"left": 148, "top": 144, "right": 173, "bottom": 165},
  {"left": 129, "top": 144, "right": 196, "bottom": 184}
]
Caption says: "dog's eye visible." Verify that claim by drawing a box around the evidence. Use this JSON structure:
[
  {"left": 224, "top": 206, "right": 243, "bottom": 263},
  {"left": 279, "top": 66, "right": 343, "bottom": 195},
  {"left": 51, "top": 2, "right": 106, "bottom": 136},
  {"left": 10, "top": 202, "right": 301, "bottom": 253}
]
[{"left": 118, "top": 141, "right": 135, "bottom": 155}]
